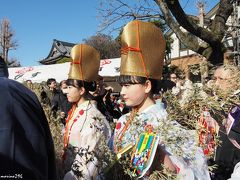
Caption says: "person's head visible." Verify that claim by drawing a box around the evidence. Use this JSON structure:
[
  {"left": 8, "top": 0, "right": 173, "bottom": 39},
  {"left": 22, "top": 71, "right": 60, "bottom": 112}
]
[
  {"left": 66, "top": 44, "right": 100, "bottom": 104},
  {"left": 97, "top": 75, "right": 104, "bottom": 88},
  {"left": 118, "top": 75, "right": 159, "bottom": 108},
  {"left": 169, "top": 73, "right": 178, "bottom": 83},
  {"left": 0, "top": 56, "right": 9, "bottom": 78},
  {"left": 26, "top": 79, "right": 32, "bottom": 85},
  {"left": 60, "top": 80, "right": 68, "bottom": 94},
  {"left": 118, "top": 20, "right": 165, "bottom": 110},
  {"left": 25, "top": 80, "right": 33, "bottom": 90},
  {"left": 46, "top": 78, "right": 57, "bottom": 90},
  {"left": 66, "top": 79, "right": 96, "bottom": 103},
  {"left": 212, "top": 65, "right": 239, "bottom": 94},
  {"left": 91, "top": 75, "right": 105, "bottom": 96}
]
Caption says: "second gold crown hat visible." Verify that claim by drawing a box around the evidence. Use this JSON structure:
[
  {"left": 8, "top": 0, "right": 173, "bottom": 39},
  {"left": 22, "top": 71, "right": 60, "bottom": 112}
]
[
  {"left": 120, "top": 20, "right": 166, "bottom": 80},
  {"left": 68, "top": 44, "right": 100, "bottom": 82}
]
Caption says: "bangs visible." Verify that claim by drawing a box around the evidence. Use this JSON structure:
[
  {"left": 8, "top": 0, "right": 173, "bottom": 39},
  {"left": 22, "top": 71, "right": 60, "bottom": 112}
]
[
  {"left": 66, "top": 79, "right": 83, "bottom": 88},
  {"left": 66, "top": 79, "right": 96, "bottom": 92},
  {"left": 117, "top": 75, "right": 147, "bottom": 85}
]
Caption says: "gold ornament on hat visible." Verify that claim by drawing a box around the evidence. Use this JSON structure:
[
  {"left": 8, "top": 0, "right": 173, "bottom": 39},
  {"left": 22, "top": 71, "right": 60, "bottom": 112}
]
[
  {"left": 120, "top": 20, "right": 166, "bottom": 80},
  {"left": 68, "top": 44, "right": 100, "bottom": 82}
]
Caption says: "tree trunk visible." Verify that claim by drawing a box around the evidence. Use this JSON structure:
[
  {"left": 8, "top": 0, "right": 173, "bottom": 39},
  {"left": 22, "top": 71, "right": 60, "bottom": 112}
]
[
  {"left": 202, "top": 47, "right": 224, "bottom": 66},
  {"left": 155, "top": 0, "right": 233, "bottom": 65},
  {"left": 0, "top": 18, "right": 17, "bottom": 64}
]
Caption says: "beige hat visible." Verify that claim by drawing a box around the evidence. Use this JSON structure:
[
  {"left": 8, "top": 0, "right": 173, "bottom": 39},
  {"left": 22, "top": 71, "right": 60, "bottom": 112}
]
[
  {"left": 120, "top": 20, "right": 166, "bottom": 80},
  {"left": 68, "top": 44, "right": 100, "bottom": 81}
]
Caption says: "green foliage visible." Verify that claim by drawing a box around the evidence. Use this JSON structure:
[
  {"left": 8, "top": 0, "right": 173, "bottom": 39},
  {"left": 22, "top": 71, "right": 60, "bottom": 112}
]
[
  {"left": 149, "top": 168, "right": 177, "bottom": 180},
  {"left": 165, "top": 36, "right": 174, "bottom": 57},
  {"left": 164, "top": 74, "right": 240, "bottom": 160},
  {"left": 22, "top": 82, "right": 65, "bottom": 180},
  {"left": 102, "top": 113, "right": 199, "bottom": 179}
]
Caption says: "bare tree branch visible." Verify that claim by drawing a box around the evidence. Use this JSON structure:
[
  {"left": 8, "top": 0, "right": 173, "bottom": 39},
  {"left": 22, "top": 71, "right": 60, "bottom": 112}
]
[
  {"left": 0, "top": 18, "right": 18, "bottom": 63},
  {"left": 158, "top": 0, "right": 220, "bottom": 45},
  {"left": 98, "top": 0, "right": 234, "bottom": 65},
  {"left": 154, "top": 0, "right": 205, "bottom": 52},
  {"left": 210, "top": 0, "right": 233, "bottom": 38},
  {"left": 154, "top": 0, "right": 234, "bottom": 64},
  {"left": 97, "top": 0, "right": 163, "bottom": 33}
]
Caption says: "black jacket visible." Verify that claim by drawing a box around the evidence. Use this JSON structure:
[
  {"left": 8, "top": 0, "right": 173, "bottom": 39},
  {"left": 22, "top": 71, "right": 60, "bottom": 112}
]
[
  {"left": 51, "top": 90, "right": 72, "bottom": 124},
  {"left": 210, "top": 130, "right": 240, "bottom": 180},
  {"left": 0, "top": 77, "right": 57, "bottom": 180}
]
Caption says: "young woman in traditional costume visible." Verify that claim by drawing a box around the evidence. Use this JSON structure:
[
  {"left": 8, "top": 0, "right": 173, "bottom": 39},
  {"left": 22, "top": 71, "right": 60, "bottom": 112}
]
[
  {"left": 113, "top": 20, "right": 210, "bottom": 179},
  {"left": 62, "top": 44, "right": 111, "bottom": 179}
]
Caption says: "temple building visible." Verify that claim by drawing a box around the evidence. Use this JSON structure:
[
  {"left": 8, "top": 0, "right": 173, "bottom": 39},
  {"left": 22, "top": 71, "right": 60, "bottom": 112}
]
[
  {"left": 39, "top": 39, "right": 121, "bottom": 91},
  {"left": 39, "top": 39, "right": 75, "bottom": 65}
]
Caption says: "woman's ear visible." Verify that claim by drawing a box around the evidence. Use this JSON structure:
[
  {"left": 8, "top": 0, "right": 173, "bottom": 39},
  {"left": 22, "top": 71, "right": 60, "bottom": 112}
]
[
  {"left": 79, "top": 87, "right": 86, "bottom": 96},
  {"left": 144, "top": 80, "right": 152, "bottom": 94}
]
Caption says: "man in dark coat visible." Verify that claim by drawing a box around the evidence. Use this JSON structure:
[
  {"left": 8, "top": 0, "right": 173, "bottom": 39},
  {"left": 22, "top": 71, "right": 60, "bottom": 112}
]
[
  {"left": 52, "top": 80, "right": 72, "bottom": 125},
  {"left": 210, "top": 65, "right": 240, "bottom": 180},
  {"left": 0, "top": 57, "right": 56, "bottom": 180}
]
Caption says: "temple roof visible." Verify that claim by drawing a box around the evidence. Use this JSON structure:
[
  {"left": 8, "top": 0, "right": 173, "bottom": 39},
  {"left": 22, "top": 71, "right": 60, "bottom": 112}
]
[{"left": 39, "top": 39, "right": 75, "bottom": 65}]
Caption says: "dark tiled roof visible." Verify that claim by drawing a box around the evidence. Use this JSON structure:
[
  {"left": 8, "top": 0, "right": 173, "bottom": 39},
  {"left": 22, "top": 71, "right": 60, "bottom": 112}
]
[{"left": 39, "top": 39, "right": 75, "bottom": 65}]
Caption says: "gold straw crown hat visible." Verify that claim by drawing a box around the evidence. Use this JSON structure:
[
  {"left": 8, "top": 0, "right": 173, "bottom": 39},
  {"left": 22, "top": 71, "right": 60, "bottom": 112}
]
[
  {"left": 68, "top": 44, "right": 100, "bottom": 81},
  {"left": 120, "top": 20, "right": 166, "bottom": 80}
]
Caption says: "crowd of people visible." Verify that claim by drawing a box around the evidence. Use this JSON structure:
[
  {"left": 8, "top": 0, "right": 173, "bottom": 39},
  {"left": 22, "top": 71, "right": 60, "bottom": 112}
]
[{"left": 0, "top": 20, "right": 239, "bottom": 180}]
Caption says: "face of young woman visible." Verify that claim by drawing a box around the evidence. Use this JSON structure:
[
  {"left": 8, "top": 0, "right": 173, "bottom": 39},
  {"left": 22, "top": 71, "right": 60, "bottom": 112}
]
[
  {"left": 120, "top": 83, "right": 146, "bottom": 107},
  {"left": 66, "top": 85, "right": 82, "bottom": 103}
]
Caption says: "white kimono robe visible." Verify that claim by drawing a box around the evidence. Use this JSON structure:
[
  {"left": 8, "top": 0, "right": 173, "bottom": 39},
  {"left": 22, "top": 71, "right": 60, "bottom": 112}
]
[
  {"left": 63, "top": 100, "right": 111, "bottom": 180},
  {"left": 113, "top": 104, "right": 210, "bottom": 179}
]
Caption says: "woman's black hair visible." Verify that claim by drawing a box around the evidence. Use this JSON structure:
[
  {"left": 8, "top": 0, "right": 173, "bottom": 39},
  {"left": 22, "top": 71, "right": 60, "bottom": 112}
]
[
  {"left": 117, "top": 75, "right": 159, "bottom": 94},
  {"left": 66, "top": 79, "right": 112, "bottom": 117},
  {"left": 66, "top": 79, "right": 96, "bottom": 93}
]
